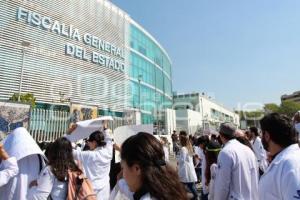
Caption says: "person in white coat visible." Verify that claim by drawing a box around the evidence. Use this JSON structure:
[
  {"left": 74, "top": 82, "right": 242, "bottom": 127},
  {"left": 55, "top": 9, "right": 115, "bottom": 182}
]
[
  {"left": 0, "top": 127, "right": 46, "bottom": 200},
  {"left": 0, "top": 144, "right": 18, "bottom": 187},
  {"left": 213, "top": 123, "right": 259, "bottom": 200},
  {"left": 249, "top": 127, "right": 268, "bottom": 175},
  {"left": 259, "top": 113, "right": 300, "bottom": 200},
  {"left": 69, "top": 129, "right": 113, "bottom": 200},
  {"left": 196, "top": 135, "right": 210, "bottom": 200},
  {"left": 27, "top": 137, "right": 82, "bottom": 200},
  {"left": 177, "top": 132, "right": 198, "bottom": 200},
  {"left": 115, "top": 132, "right": 188, "bottom": 200}
]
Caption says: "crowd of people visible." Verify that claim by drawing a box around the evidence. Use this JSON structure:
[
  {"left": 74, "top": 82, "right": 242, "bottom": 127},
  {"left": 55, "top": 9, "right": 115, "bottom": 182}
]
[{"left": 0, "top": 112, "right": 299, "bottom": 200}]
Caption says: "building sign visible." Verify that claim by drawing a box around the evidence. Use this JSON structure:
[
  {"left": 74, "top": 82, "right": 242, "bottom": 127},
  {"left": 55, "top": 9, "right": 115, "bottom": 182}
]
[{"left": 16, "top": 7, "right": 125, "bottom": 73}]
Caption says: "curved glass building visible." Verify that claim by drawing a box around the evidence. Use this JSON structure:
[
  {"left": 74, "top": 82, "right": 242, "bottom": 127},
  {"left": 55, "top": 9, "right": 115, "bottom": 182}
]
[{"left": 0, "top": 0, "right": 172, "bottom": 126}]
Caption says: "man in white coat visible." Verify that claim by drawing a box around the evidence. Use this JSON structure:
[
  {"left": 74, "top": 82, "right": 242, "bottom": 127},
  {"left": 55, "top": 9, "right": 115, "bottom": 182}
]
[
  {"left": 213, "top": 123, "right": 259, "bottom": 200},
  {"left": 259, "top": 113, "right": 300, "bottom": 200},
  {"left": 249, "top": 127, "right": 268, "bottom": 175}
]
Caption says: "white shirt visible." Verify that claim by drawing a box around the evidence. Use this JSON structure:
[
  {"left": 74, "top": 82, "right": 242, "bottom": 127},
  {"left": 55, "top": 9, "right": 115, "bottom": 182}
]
[
  {"left": 177, "top": 147, "right": 197, "bottom": 183},
  {"left": 72, "top": 133, "right": 113, "bottom": 200},
  {"left": 214, "top": 139, "right": 259, "bottom": 200},
  {"left": 252, "top": 136, "right": 268, "bottom": 172},
  {"left": 0, "top": 154, "right": 41, "bottom": 200},
  {"left": 259, "top": 144, "right": 300, "bottom": 200},
  {"left": 27, "top": 166, "right": 67, "bottom": 200},
  {"left": 0, "top": 157, "right": 18, "bottom": 187}
]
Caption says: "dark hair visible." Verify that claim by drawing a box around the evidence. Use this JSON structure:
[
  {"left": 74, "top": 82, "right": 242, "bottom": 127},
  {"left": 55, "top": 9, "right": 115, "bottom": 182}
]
[
  {"left": 179, "top": 135, "right": 194, "bottom": 155},
  {"left": 260, "top": 113, "right": 298, "bottom": 148},
  {"left": 249, "top": 127, "right": 259, "bottom": 137},
  {"left": 179, "top": 130, "right": 188, "bottom": 137},
  {"left": 47, "top": 137, "right": 81, "bottom": 181},
  {"left": 205, "top": 141, "right": 221, "bottom": 186},
  {"left": 88, "top": 130, "right": 106, "bottom": 147},
  {"left": 197, "top": 135, "right": 209, "bottom": 146},
  {"left": 121, "top": 132, "right": 188, "bottom": 200}
]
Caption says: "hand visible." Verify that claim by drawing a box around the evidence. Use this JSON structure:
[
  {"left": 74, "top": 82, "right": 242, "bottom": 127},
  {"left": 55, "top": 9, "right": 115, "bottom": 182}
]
[
  {"left": 67, "top": 123, "right": 77, "bottom": 135},
  {"left": 113, "top": 144, "right": 121, "bottom": 152},
  {"left": 0, "top": 144, "right": 9, "bottom": 160},
  {"left": 29, "top": 180, "right": 38, "bottom": 188}
]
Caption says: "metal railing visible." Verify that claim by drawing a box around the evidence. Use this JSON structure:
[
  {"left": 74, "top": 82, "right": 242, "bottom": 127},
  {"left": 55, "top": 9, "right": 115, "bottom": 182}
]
[{"left": 29, "top": 109, "right": 69, "bottom": 142}]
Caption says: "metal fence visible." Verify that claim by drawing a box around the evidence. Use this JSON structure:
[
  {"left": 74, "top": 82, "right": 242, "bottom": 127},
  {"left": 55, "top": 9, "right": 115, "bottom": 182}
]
[
  {"left": 29, "top": 109, "right": 129, "bottom": 142},
  {"left": 29, "top": 109, "right": 69, "bottom": 142}
]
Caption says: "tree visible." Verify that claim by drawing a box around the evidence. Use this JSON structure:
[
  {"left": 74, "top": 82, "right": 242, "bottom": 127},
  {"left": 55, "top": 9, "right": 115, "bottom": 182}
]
[
  {"left": 278, "top": 101, "right": 300, "bottom": 118},
  {"left": 9, "top": 93, "right": 36, "bottom": 108},
  {"left": 264, "top": 103, "right": 280, "bottom": 113}
]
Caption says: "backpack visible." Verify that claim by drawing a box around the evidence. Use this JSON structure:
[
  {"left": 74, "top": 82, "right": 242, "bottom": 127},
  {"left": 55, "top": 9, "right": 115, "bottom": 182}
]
[{"left": 67, "top": 170, "right": 97, "bottom": 200}]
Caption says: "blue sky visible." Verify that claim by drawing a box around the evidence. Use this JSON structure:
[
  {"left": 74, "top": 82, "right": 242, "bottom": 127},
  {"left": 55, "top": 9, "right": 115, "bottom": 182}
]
[{"left": 112, "top": 0, "right": 300, "bottom": 110}]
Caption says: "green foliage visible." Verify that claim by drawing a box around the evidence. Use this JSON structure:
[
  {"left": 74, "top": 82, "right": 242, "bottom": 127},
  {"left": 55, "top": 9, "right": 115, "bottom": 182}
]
[
  {"left": 264, "top": 103, "right": 280, "bottom": 113},
  {"left": 9, "top": 93, "right": 36, "bottom": 108},
  {"left": 279, "top": 101, "right": 300, "bottom": 118}
]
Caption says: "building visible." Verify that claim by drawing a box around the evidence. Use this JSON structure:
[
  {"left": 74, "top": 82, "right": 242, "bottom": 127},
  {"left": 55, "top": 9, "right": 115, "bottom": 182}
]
[
  {"left": 173, "top": 92, "right": 240, "bottom": 134},
  {"left": 281, "top": 91, "right": 300, "bottom": 103},
  {"left": 0, "top": 0, "right": 172, "bottom": 129}
]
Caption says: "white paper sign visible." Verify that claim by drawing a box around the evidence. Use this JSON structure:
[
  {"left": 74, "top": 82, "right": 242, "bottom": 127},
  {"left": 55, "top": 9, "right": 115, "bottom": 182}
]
[
  {"left": 2, "top": 127, "right": 44, "bottom": 161},
  {"left": 113, "top": 124, "right": 153, "bottom": 163},
  {"left": 113, "top": 124, "right": 153, "bottom": 145},
  {"left": 66, "top": 116, "right": 113, "bottom": 142}
]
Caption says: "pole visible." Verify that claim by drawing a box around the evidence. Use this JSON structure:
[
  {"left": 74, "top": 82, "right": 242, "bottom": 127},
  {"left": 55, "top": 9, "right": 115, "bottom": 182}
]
[{"left": 18, "top": 49, "right": 26, "bottom": 102}]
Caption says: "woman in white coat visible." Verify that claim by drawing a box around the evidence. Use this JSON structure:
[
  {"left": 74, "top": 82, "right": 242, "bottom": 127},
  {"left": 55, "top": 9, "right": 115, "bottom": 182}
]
[
  {"left": 177, "top": 134, "right": 198, "bottom": 200},
  {"left": 111, "top": 132, "right": 188, "bottom": 200},
  {"left": 27, "top": 137, "right": 82, "bottom": 200},
  {"left": 70, "top": 130, "right": 113, "bottom": 200},
  {"left": 0, "top": 144, "right": 18, "bottom": 187}
]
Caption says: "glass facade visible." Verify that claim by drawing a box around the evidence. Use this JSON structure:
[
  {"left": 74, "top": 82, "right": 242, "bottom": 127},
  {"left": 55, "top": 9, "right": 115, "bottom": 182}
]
[{"left": 129, "top": 24, "right": 173, "bottom": 124}]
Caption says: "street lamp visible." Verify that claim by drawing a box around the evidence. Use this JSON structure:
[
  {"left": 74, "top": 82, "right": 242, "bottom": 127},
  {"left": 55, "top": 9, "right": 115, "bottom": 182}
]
[
  {"left": 18, "top": 41, "right": 31, "bottom": 102},
  {"left": 138, "top": 75, "right": 142, "bottom": 112}
]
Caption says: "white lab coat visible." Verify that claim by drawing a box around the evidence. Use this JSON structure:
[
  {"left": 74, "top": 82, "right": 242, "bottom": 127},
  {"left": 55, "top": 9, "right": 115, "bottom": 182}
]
[
  {"left": 0, "top": 157, "right": 18, "bottom": 187},
  {"left": 252, "top": 136, "right": 268, "bottom": 172},
  {"left": 71, "top": 132, "right": 113, "bottom": 200},
  {"left": 213, "top": 139, "right": 259, "bottom": 200},
  {"left": 259, "top": 144, "right": 300, "bottom": 200},
  {"left": 208, "top": 163, "right": 217, "bottom": 200},
  {"left": 109, "top": 179, "right": 156, "bottom": 200},
  {"left": 199, "top": 148, "right": 208, "bottom": 194},
  {"left": 0, "top": 128, "right": 45, "bottom": 200},
  {"left": 27, "top": 166, "right": 67, "bottom": 200},
  {"left": 109, "top": 179, "right": 133, "bottom": 200},
  {"left": 177, "top": 147, "right": 197, "bottom": 183}
]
